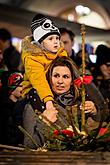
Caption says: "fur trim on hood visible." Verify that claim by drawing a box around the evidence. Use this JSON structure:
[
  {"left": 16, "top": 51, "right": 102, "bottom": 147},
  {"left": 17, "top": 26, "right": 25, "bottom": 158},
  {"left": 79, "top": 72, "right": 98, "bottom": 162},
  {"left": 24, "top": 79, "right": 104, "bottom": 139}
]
[{"left": 21, "top": 36, "right": 42, "bottom": 55}]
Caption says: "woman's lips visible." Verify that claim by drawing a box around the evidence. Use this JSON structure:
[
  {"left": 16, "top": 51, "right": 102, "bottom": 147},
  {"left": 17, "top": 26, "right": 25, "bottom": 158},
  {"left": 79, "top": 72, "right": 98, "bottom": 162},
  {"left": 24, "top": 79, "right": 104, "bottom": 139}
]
[{"left": 56, "top": 86, "right": 64, "bottom": 90}]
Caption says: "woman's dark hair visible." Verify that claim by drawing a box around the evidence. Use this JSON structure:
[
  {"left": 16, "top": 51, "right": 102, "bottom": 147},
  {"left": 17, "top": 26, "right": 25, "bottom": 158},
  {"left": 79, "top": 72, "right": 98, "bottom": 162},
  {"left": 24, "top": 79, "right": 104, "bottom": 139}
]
[
  {"left": 47, "top": 56, "right": 79, "bottom": 79},
  {"left": 47, "top": 56, "right": 74, "bottom": 79}
]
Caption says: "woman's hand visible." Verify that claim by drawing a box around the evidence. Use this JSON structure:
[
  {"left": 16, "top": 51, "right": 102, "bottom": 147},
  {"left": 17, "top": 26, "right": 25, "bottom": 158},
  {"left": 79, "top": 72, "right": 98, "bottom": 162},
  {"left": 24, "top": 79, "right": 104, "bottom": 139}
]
[{"left": 80, "top": 101, "right": 97, "bottom": 114}]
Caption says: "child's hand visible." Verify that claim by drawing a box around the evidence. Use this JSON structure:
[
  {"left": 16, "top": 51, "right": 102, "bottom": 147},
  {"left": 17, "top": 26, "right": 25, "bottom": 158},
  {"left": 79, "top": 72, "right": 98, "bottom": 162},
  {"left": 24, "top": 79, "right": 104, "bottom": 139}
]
[
  {"left": 42, "top": 101, "right": 58, "bottom": 125},
  {"left": 42, "top": 108, "right": 58, "bottom": 125},
  {"left": 46, "top": 100, "right": 55, "bottom": 111}
]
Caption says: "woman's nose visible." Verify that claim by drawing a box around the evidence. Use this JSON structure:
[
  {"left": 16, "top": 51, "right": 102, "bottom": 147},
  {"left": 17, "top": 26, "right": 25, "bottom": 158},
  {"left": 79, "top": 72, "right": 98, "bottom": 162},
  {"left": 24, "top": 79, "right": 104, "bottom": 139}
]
[{"left": 58, "top": 77, "right": 63, "bottom": 83}]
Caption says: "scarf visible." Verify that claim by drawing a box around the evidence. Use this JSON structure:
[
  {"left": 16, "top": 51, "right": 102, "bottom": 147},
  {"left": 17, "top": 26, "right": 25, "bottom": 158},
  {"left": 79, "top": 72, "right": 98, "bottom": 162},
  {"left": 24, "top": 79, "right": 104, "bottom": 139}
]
[{"left": 55, "top": 90, "right": 75, "bottom": 107}]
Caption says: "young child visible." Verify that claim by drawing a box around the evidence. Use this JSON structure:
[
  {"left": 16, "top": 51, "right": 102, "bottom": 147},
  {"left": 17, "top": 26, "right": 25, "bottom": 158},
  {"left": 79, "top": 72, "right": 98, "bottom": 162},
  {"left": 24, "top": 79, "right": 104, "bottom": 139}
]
[{"left": 21, "top": 14, "right": 68, "bottom": 114}]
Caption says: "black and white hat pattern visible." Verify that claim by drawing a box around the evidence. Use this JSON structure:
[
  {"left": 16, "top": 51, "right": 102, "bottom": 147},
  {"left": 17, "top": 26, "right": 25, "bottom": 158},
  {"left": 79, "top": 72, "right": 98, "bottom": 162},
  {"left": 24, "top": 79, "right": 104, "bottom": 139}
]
[{"left": 31, "top": 14, "right": 60, "bottom": 43}]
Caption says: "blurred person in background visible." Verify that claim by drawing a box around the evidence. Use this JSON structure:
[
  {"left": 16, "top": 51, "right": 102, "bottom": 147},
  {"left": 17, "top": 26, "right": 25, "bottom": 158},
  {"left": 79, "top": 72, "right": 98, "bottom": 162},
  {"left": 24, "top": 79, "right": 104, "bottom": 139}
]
[
  {"left": 93, "top": 44, "right": 110, "bottom": 114},
  {"left": 0, "top": 50, "right": 8, "bottom": 84},
  {"left": 0, "top": 28, "right": 10, "bottom": 79},
  {"left": 59, "top": 27, "right": 76, "bottom": 62},
  {"left": 0, "top": 28, "right": 10, "bottom": 53},
  {"left": 0, "top": 70, "right": 24, "bottom": 146},
  {"left": 75, "top": 49, "right": 92, "bottom": 75},
  {"left": 0, "top": 28, "right": 22, "bottom": 72}
]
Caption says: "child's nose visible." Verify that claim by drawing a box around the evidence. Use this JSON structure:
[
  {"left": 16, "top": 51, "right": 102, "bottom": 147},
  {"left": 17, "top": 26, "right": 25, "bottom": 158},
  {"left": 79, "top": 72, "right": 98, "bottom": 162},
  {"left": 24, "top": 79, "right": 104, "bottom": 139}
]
[{"left": 54, "top": 38, "right": 58, "bottom": 43}]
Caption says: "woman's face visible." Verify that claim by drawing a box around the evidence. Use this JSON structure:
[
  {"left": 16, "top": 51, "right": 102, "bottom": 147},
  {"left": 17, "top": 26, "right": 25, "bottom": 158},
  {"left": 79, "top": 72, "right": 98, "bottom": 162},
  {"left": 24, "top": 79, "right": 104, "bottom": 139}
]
[{"left": 51, "top": 66, "right": 72, "bottom": 95}]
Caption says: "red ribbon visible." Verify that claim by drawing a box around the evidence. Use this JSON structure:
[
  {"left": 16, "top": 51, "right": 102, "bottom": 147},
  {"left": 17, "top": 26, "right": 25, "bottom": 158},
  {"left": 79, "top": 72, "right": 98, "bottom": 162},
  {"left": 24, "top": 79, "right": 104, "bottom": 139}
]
[{"left": 73, "top": 75, "right": 93, "bottom": 88}]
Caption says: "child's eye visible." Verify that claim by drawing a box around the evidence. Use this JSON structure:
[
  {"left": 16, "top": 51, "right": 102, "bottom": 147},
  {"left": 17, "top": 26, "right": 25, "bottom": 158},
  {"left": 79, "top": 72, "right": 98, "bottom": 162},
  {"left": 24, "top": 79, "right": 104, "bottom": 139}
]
[
  {"left": 49, "top": 37, "right": 53, "bottom": 40},
  {"left": 56, "top": 36, "right": 60, "bottom": 40}
]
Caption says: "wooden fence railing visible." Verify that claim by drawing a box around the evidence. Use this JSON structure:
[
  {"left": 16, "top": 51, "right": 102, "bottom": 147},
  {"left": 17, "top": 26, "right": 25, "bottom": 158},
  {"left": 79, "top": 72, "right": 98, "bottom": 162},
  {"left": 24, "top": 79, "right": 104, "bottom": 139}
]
[{"left": 0, "top": 150, "right": 110, "bottom": 165}]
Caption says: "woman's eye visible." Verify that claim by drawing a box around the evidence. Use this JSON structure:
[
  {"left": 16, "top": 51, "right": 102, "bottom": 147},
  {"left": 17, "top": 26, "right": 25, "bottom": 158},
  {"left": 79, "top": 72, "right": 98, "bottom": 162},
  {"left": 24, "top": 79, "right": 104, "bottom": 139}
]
[
  {"left": 63, "top": 75, "right": 69, "bottom": 78},
  {"left": 53, "top": 74, "right": 59, "bottom": 78}
]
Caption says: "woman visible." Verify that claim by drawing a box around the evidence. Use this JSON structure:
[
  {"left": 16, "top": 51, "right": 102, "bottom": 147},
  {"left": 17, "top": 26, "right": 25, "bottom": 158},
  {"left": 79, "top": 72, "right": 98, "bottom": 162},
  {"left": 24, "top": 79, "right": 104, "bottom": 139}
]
[{"left": 23, "top": 56, "right": 109, "bottom": 149}]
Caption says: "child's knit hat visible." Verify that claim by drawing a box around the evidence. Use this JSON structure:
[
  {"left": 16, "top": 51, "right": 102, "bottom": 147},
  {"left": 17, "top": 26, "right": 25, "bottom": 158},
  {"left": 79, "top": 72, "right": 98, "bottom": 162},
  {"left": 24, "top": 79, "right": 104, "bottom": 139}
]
[{"left": 31, "top": 13, "right": 60, "bottom": 43}]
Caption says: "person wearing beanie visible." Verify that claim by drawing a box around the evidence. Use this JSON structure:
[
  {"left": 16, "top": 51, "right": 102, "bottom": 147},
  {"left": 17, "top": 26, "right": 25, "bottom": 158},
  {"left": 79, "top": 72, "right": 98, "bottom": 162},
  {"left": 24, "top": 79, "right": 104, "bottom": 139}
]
[
  {"left": 93, "top": 44, "right": 110, "bottom": 114},
  {"left": 0, "top": 70, "right": 23, "bottom": 96},
  {"left": 95, "top": 44, "right": 110, "bottom": 68},
  {"left": 21, "top": 13, "right": 68, "bottom": 122},
  {"left": 0, "top": 70, "right": 24, "bottom": 145}
]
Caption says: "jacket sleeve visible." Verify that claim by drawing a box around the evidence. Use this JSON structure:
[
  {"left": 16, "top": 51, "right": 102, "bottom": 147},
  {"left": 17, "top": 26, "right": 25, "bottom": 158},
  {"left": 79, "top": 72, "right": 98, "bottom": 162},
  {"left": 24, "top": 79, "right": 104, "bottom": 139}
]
[
  {"left": 25, "top": 56, "right": 54, "bottom": 103},
  {"left": 85, "top": 82, "right": 109, "bottom": 122}
]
